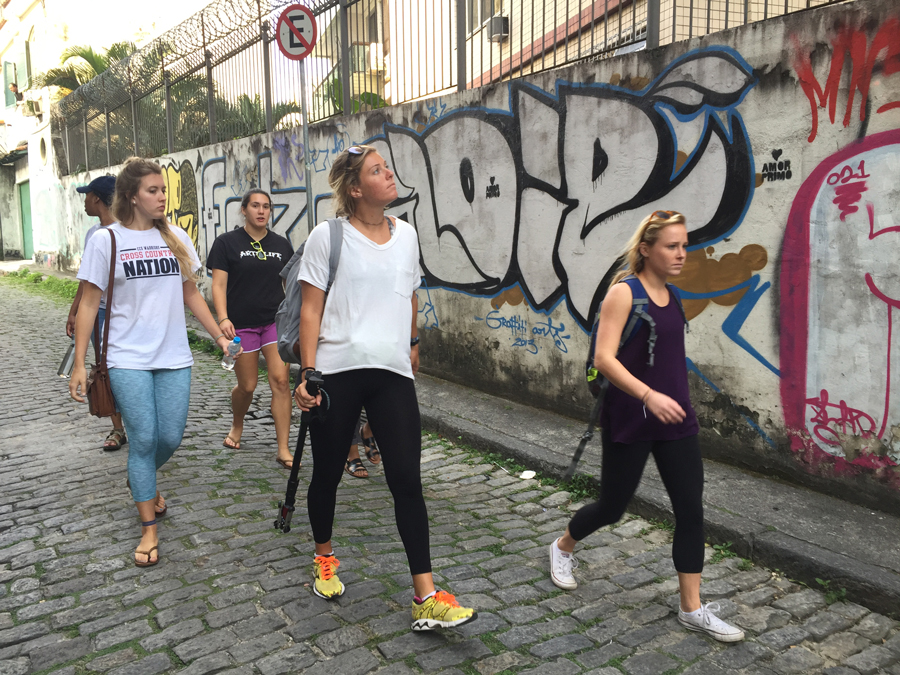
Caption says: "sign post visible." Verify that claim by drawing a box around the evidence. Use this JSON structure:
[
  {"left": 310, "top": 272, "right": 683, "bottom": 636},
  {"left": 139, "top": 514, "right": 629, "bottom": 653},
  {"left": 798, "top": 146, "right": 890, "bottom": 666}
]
[{"left": 275, "top": 4, "right": 318, "bottom": 234}]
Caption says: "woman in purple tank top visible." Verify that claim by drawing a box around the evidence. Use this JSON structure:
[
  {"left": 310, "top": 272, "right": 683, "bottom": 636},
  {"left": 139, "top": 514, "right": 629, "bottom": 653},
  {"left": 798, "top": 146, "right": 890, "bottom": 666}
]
[{"left": 548, "top": 211, "right": 745, "bottom": 643}]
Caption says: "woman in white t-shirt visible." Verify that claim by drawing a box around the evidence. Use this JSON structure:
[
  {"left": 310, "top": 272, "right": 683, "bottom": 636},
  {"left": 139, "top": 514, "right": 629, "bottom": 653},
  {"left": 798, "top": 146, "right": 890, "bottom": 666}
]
[
  {"left": 293, "top": 145, "right": 476, "bottom": 632},
  {"left": 70, "top": 157, "right": 238, "bottom": 568}
]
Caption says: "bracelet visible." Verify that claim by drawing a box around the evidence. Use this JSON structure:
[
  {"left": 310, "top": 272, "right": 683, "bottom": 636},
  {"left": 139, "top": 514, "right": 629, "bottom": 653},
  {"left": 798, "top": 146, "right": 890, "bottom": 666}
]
[
  {"left": 217, "top": 317, "right": 229, "bottom": 324},
  {"left": 641, "top": 388, "right": 654, "bottom": 404},
  {"left": 410, "top": 336, "right": 420, "bottom": 347},
  {"left": 214, "top": 333, "right": 226, "bottom": 341},
  {"left": 301, "top": 367, "right": 316, "bottom": 380}
]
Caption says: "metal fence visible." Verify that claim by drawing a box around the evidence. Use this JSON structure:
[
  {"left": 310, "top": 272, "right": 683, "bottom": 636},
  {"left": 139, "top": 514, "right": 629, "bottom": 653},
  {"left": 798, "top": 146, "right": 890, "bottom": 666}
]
[{"left": 51, "top": 0, "right": 843, "bottom": 176}]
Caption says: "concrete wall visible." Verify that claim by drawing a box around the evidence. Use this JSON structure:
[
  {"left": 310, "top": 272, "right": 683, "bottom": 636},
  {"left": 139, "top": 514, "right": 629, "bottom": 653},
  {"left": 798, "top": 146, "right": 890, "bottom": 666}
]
[{"left": 38, "top": 0, "right": 900, "bottom": 511}]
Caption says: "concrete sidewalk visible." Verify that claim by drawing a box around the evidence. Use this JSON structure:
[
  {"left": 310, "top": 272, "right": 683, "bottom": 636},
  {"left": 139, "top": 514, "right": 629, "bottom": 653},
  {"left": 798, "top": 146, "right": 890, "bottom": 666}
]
[{"left": 414, "top": 373, "right": 900, "bottom": 619}]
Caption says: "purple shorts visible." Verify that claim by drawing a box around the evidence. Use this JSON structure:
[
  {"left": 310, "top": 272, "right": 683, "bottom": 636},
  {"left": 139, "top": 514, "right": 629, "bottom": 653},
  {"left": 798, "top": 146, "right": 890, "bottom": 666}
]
[{"left": 235, "top": 322, "right": 278, "bottom": 353}]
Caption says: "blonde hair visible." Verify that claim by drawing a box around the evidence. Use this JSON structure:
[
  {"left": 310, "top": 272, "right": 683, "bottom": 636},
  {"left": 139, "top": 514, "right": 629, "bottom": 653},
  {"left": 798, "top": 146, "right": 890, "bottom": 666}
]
[
  {"left": 611, "top": 210, "right": 687, "bottom": 284},
  {"left": 113, "top": 157, "right": 198, "bottom": 283},
  {"left": 327, "top": 145, "right": 378, "bottom": 218}
]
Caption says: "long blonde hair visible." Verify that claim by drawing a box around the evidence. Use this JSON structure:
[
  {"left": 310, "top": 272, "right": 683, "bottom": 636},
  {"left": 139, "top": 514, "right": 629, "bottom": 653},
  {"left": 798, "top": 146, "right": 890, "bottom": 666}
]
[
  {"left": 611, "top": 210, "right": 687, "bottom": 284},
  {"left": 113, "top": 157, "right": 198, "bottom": 283},
  {"left": 327, "top": 145, "right": 378, "bottom": 218}
]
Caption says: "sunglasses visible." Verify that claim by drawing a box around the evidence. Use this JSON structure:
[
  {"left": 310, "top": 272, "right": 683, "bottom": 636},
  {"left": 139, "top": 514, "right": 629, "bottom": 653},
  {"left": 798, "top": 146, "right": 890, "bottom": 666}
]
[
  {"left": 250, "top": 239, "right": 266, "bottom": 261},
  {"left": 653, "top": 210, "right": 674, "bottom": 219}
]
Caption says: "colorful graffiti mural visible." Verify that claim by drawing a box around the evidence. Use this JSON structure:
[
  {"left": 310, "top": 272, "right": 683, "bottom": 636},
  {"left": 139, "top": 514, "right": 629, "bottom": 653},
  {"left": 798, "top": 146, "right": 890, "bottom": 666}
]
[
  {"left": 781, "top": 128, "right": 900, "bottom": 485},
  {"left": 161, "top": 160, "right": 200, "bottom": 250}
]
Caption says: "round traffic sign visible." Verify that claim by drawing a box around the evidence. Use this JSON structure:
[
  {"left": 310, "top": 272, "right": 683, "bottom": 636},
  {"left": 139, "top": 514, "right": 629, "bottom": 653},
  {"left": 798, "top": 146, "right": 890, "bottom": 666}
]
[{"left": 276, "top": 4, "right": 318, "bottom": 61}]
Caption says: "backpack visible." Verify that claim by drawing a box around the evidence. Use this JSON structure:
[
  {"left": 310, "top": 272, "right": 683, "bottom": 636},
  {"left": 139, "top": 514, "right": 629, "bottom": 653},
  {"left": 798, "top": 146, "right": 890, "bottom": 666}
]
[
  {"left": 584, "top": 275, "right": 688, "bottom": 398},
  {"left": 275, "top": 218, "right": 343, "bottom": 365}
]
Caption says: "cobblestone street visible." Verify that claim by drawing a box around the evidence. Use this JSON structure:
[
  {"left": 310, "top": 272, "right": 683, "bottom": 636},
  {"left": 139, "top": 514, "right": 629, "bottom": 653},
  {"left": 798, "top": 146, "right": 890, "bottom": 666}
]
[{"left": 2, "top": 280, "right": 899, "bottom": 675}]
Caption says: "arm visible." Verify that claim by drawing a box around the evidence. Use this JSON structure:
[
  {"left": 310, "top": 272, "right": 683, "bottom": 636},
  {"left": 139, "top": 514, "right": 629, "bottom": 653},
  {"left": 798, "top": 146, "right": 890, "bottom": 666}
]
[
  {"left": 593, "top": 284, "right": 685, "bottom": 425},
  {"left": 69, "top": 283, "right": 102, "bottom": 402},
  {"left": 294, "top": 281, "right": 326, "bottom": 410},
  {"left": 210, "top": 269, "right": 235, "bottom": 339},
  {"left": 66, "top": 281, "right": 85, "bottom": 337},
  {"left": 183, "top": 280, "right": 234, "bottom": 355},
  {"left": 410, "top": 293, "right": 419, "bottom": 375}
]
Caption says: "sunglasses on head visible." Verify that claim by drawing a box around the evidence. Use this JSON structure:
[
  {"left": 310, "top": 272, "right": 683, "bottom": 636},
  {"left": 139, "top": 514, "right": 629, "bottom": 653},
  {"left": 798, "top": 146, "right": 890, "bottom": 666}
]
[
  {"left": 348, "top": 145, "right": 367, "bottom": 155},
  {"left": 653, "top": 210, "right": 674, "bottom": 219}
]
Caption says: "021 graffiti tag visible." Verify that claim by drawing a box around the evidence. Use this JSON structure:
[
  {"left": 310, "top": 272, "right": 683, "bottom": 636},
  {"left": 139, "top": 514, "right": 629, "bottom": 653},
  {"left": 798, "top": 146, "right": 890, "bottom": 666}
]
[
  {"left": 373, "top": 47, "right": 757, "bottom": 334},
  {"left": 782, "top": 128, "right": 900, "bottom": 484}
]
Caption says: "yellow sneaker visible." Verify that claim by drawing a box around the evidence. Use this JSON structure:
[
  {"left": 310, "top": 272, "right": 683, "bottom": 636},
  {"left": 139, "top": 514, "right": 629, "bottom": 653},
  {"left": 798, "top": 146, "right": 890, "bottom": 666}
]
[
  {"left": 312, "top": 555, "right": 345, "bottom": 599},
  {"left": 411, "top": 590, "right": 477, "bottom": 631}
]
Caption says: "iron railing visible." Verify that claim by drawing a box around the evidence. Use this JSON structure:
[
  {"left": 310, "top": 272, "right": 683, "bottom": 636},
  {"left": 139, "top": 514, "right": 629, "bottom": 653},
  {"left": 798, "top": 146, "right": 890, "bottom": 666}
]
[{"left": 50, "top": 0, "right": 843, "bottom": 176}]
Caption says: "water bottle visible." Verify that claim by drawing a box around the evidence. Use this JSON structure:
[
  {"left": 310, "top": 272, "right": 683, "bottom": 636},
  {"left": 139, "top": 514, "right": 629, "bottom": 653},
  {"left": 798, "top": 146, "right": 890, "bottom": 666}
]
[{"left": 221, "top": 337, "right": 241, "bottom": 371}]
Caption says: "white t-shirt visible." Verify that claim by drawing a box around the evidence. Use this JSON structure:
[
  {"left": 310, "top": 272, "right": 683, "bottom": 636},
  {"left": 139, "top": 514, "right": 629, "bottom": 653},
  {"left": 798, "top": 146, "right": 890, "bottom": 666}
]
[
  {"left": 298, "top": 217, "right": 421, "bottom": 378},
  {"left": 83, "top": 223, "right": 106, "bottom": 309},
  {"left": 77, "top": 222, "right": 201, "bottom": 370}
]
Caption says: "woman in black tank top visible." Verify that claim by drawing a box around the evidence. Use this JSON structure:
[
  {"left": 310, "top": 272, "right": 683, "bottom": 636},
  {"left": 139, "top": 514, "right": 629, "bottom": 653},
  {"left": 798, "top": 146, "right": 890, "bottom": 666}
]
[{"left": 549, "top": 210, "right": 745, "bottom": 644}]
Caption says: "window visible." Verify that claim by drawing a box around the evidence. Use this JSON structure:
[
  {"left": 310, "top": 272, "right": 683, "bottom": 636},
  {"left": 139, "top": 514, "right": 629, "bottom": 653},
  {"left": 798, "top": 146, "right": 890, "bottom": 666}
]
[
  {"left": 467, "top": 0, "right": 495, "bottom": 33},
  {"left": 367, "top": 10, "right": 378, "bottom": 43},
  {"left": 4, "top": 61, "right": 16, "bottom": 107}
]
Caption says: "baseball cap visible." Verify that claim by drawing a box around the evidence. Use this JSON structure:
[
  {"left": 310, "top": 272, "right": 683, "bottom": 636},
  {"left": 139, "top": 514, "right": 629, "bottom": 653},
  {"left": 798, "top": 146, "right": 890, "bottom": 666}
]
[{"left": 76, "top": 175, "right": 116, "bottom": 202}]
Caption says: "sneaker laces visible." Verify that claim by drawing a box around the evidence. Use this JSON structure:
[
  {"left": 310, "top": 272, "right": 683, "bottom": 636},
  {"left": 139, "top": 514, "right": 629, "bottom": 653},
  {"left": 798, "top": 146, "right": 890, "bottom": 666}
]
[
  {"left": 433, "top": 590, "right": 460, "bottom": 607},
  {"left": 314, "top": 555, "right": 340, "bottom": 580},
  {"left": 555, "top": 551, "right": 578, "bottom": 575},
  {"left": 701, "top": 602, "right": 721, "bottom": 625}
]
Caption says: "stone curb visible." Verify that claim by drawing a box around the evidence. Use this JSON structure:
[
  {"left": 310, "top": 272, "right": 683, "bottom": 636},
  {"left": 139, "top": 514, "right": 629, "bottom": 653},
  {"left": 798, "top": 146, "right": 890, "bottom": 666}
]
[{"left": 418, "top": 403, "right": 900, "bottom": 620}]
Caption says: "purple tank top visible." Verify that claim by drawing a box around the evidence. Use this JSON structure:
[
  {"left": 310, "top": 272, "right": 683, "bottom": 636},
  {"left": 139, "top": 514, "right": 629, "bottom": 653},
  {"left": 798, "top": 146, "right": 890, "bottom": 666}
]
[{"left": 600, "top": 286, "right": 698, "bottom": 444}]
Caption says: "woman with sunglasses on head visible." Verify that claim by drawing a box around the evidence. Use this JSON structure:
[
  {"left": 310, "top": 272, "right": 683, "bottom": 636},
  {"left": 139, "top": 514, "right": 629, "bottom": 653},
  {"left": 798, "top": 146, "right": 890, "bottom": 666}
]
[
  {"left": 207, "top": 189, "right": 296, "bottom": 469},
  {"left": 293, "top": 145, "right": 476, "bottom": 632},
  {"left": 548, "top": 210, "right": 744, "bottom": 643},
  {"left": 70, "top": 157, "right": 238, "bottom": 568}
]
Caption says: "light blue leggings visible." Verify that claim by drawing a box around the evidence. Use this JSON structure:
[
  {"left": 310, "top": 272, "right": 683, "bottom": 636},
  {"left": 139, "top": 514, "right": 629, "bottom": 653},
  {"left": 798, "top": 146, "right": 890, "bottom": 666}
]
[{"left": 108, "top": 367, "right": 192, "bottom": 503}]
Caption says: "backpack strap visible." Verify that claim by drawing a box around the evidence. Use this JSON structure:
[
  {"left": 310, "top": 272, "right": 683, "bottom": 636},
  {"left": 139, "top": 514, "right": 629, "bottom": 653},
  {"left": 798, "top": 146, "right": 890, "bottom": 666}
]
[
  {"left": 325, "top": 218, "right": 343, "bottom": 293},
  {"left": 667, "top": 283, "right": 690, "bottom": 332},
  {"left": 621, "top": 275, "right": 658, "bottom": 366}
]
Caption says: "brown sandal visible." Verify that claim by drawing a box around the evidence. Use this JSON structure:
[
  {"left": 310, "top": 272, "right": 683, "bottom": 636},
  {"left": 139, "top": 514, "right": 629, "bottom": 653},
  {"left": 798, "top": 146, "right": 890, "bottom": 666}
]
[
  {"left": 104, "top": 428, "right": 127, "bottom": 451},
  {"left": 134, "top": 545, "right": 159, "bottom": 567}
]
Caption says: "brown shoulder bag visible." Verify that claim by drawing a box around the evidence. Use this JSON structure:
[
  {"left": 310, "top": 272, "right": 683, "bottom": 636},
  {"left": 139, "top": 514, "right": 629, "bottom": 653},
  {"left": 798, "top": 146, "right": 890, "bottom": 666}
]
[{"left": 86, "top": 230, "right": 118, "bottom": 418}]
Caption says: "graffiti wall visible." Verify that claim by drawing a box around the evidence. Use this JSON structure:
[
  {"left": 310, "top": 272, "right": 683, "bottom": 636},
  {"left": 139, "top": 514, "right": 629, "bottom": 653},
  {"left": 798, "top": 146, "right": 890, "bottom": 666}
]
[{"left": 37, "top": 0, "right": 900, "bottom": 508}]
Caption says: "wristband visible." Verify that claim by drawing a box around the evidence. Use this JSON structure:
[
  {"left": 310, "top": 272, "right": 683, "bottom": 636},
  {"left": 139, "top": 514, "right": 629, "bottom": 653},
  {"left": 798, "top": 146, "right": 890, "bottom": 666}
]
[
  {"left": 214, "top": 333, "right": 226, "bottom": 341},
  {"left": 217, "top": 317, "right": 229, "bottom": 324},
  {"left": 410, "top": 336, "right": 420, "bottom": 347},
  {"left": 641, "top": 388, "right": 654, "bottom": 404},
  {"left": 301, "top": 367, "right": 316, "bottom": 381}
]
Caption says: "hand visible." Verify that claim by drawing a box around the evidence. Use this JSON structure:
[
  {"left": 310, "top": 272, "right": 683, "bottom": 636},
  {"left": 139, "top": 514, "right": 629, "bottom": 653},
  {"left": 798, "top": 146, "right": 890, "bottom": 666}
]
[
  {"left": 219, "top": 319, "right": 236, "bottom": 340},
  {"left": 66, "top": 313, "right": 76, "bottom": 338},
  {"left": 216, "top": 336, "right": 242, "bottom": 359},
  {"left": 645, "top": 390, "right": 686, "bottom": 425},
  {"left": 293, "top": 379, "right": 322, "bottom": 411},
  {"left": 70, "top": 364, "right": 87, "bottom": 403},
  {"left": 410, "top": 344, "right": 419, "bottom": 375}
]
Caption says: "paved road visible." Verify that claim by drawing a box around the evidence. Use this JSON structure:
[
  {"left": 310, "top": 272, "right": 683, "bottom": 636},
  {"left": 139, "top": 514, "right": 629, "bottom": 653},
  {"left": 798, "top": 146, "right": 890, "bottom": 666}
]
[{"left": 1, "top": 280, "right": 899, "bottom": 675}]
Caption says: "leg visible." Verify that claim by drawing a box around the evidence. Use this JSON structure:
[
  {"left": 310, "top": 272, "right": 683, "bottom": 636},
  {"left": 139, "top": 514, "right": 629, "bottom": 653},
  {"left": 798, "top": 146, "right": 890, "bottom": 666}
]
[
  {"left": 650, "top": 435, "right": 705, "bottom": 609},
  {"left": 261, "top": 343, "right": 293, "bottom": 465},
  {"left": 108, "top": 369, "right": 160, "bottom": 564},
  {"left": 227, "top": 350, "right": 259, "bottom": 448},
  {"left": 551, "top": 430, "right": 652, "bottom": 591},
  {"left": 306, "top": 371, "right": 364, "bottom": 551},
  {"left": 151, "top": 367, "right": 192, "bottom": 470},
  {"left": 363, "top": 371, "right": 431, "bottom": 576}
]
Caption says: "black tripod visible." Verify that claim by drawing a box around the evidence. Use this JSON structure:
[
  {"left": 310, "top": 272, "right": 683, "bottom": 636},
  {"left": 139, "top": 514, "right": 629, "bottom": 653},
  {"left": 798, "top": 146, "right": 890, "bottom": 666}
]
[{"left": 275, "top": 370, "right": 327, "bottom": 534}]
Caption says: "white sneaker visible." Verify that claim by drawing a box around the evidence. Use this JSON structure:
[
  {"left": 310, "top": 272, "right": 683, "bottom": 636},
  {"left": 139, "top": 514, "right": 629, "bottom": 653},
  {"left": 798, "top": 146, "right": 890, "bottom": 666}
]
[
  {"left": 678, "top": 602, "right": 745, "bottom": 642},
  {"left": 549, "top": 538, "right": 578, "bottom": 590}
]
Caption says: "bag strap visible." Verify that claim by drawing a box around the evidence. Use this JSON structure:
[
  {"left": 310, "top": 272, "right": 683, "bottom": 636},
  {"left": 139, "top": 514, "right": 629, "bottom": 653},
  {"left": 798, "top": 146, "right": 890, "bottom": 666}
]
[
  {"left": 94, "top": 229, "right": 116, "bottom": 368},
  {"left": 325, "top": 218, "right": 343, "bottom": 293}
]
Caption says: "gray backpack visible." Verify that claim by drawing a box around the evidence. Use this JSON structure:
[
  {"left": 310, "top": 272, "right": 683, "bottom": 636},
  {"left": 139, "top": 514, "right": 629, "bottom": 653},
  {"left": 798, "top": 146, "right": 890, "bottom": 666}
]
[{"left": 275, "top": 219, "right": 343, "bottom": 365}]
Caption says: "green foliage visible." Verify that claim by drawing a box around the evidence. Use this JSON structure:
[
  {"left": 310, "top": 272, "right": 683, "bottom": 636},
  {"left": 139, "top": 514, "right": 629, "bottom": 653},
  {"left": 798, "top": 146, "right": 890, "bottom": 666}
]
[
  {"left": 816, "top": 577, "right": 847, "bottom": 604},
  {"left": 186, "top": 330, "right": 223, "bottom": 359},
  {"left": 326, "top": 76, "right": 388, "bottom": 115},
  {"left": 649, "top": 518, "right": 675, "bottom": 532},
  {"left": 30, "top": 42, "right": 137, "bottom": 95},
  {"left": 1, "top": 270, "right": 79, "bottom": 300},
  {"left": 737, "top": 558, "right": 754, "bottom": 571},
  {"left": 709, "top": 541, "right": 737, "bottom": 564}
]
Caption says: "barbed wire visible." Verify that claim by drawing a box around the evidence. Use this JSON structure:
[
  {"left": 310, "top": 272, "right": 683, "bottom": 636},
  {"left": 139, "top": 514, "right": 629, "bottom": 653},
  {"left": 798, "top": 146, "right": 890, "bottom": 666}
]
[{"left": 52, "top": 0, "right": 340, "bottom": 127}]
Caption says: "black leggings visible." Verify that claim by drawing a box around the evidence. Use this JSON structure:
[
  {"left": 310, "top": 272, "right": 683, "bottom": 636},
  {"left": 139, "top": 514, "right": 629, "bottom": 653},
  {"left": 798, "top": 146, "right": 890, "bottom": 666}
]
[
  {"left": 307, "top": 368, "right": 431, "bottom": 575},
  {"left": 568, "top": 430, "right": 704, "bottom": 573}
]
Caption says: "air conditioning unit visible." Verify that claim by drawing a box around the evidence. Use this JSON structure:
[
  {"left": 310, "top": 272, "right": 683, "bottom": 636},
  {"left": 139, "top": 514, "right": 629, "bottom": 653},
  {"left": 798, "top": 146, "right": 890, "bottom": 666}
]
[
  {"left": 488, "top": 15, "right": 509, "bottom": 43},
  {"left": 369, "top": 42, "right": 385, "bottom": 71}
]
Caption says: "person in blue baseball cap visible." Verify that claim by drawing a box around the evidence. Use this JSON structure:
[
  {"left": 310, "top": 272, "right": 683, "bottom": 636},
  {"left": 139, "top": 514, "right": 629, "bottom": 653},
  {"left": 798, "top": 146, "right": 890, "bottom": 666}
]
[{"left": 67, "top": 174, "right": 127, "bottom": 451}]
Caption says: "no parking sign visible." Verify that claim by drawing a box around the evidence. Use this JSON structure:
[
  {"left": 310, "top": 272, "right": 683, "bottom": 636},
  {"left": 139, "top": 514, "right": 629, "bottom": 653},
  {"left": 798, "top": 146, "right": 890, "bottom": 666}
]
[{"left": 276, "top": 4, "right": 318, "bottom": 61}]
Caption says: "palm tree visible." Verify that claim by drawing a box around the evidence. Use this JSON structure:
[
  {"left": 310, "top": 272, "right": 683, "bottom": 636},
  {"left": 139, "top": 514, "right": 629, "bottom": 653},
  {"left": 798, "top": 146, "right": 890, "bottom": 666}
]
[{"left": 31, "top": 42, "right": 138, "bottom": 96}]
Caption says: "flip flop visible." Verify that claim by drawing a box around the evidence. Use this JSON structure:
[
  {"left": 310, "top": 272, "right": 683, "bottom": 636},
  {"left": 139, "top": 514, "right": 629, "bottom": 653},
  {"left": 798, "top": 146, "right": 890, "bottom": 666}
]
[
  {"left": 276, "top": 457, "right": 295, "bottom": 470},
  {"left": 134, "top": 545, "right": 159, "bottom": 567},
  {"left": 223, "top": 436, "right": 241, "bottom": 449},
  {"left": 126, "top": 480, "right": 168, "bottom": 518},
  {"left": 345, "top": 457, "right": 368, "bottom": 478}
]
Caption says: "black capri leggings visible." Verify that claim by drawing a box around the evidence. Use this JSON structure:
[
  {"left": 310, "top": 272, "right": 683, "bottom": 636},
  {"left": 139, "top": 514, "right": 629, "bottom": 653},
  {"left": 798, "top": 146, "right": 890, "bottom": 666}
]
[
  {"left": 307, "top": 368, "right": 431, "bottom": 575},
  {"left": 567, "top": 429, "right": 704, "bottom": 573}
]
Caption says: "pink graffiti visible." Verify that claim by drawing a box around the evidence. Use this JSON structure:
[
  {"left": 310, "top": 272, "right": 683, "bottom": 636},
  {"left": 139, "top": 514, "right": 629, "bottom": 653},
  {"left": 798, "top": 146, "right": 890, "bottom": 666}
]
[
  {"left": 827, "top": 160, "right": 870, "bottom": 221},
  {"left": 806, "top": 389, "right": 877, "bottom": 447}
]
